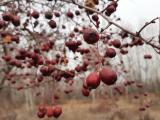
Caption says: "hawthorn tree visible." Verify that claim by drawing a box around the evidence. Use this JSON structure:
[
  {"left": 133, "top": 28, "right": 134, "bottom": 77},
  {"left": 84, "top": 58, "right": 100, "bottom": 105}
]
[{"left": 0, "top": 0, "right": 160, "bottom": 119}]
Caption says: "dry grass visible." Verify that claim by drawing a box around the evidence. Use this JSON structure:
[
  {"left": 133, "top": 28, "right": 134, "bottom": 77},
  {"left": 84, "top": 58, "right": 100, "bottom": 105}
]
[{"left": 0, "top": 94, "right": 160, "bottom": 120}]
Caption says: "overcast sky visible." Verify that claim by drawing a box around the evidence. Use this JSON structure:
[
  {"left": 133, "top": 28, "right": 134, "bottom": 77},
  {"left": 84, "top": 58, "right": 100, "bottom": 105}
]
[{"left": 116, "top": 0, "right": 160, "bottom": 30}]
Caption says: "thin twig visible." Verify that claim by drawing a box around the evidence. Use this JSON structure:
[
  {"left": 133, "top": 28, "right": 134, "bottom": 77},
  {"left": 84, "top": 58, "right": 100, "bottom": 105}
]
[
  {"left": 100, "top": 22, "right": 112, "bottom": 33},
  {"left": 87, "top": 13, "right": 99, "bottom": 31},
  {"left": 137, "top": 17, "right": 159, "bottom": 35}
]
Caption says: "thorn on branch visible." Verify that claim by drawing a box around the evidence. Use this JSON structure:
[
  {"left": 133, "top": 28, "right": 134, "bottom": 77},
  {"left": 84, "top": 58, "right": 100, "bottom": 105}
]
[{"left": 151, "top": 20, "right": 156, "bottom": 23}]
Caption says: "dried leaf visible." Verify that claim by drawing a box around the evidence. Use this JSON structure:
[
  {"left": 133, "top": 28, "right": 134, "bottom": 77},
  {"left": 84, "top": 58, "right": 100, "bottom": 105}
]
[{"left": 3, "top": 35, "right": 12, "bottom": 43}]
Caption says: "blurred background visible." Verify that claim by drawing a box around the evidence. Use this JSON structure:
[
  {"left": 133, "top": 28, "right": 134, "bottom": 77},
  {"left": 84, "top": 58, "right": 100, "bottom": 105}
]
[{"left": 0, "top": 0, "right": 160, "bottom": 120}]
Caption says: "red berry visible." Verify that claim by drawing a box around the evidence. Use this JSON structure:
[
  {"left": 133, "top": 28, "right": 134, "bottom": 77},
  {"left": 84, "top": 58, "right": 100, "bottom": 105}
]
[
  {"left": 31, "top": 11, "right": 39, "bottom": 19},
  {"left": 74, "top": 27, "right": 79, "bottom": 32},
  {"left": 75, "top": 65, "right": 81, "bottom": 72},
  {"left": 105, "top": 5, "right": 116, "bottom": 16},
  {"left": 82, "top": 88, "right": 90, "bottom": 96},
  {"left": 53, "top": 106, "right": 62, "bottom": 118},
  {"left": 86, "top": 72, "right": 100, "bottom": 89},
  {"left": 11, "top": 15, "right": 20, "bottom": 26},
  {"left": 48, "top": 20, "right": 57, "bottom": 29},
  {"left": 54, "top": 12, "right": 60, "bottom": 17},
  {"left": 144, "top": 54, "right": 152, "bottom": 59},
  {"left": 134, "top": 95, "right": 139, "bottom": 99},
  {"left": 2, "top": 54, "right": 11, "bottom": 62},
  {"left": 92, "top": 14, "right": 99, "bottom": 22},
  {"left": 99, "top": 67, "right": 117, "bottom": 85},
  {"left": 75, "top": 10, "right": 80, "bottom": 16},
  {"left": 65, "top": 40, "right": 80, "bottom": 52},
  {"left": 120, "top": 48, "right": 128, "bottom": 55},
  {"left": 111, "top": 39, "right": 121, "bottom": 48},
  {"left": 105, "top": 48, "right": 116, "bottom": 58},
  {"left": 83, "top": 28, "right": 99, "bottom": 44},
  {"left": 37, "top": 111, "right": 45, "bottom": 118},
  {"left": 2, "top": 12, "right": 12, "bottom": 21},
  {"left": 11, "top": 35, "right": 20, "bottom": 43},
  {"left": 46, "top": 106, "right": 54, "bottom": 117},
  {"left": 62, "top": 25, "right": 66, "bottom": 29},
  {"left": 105, "top": 1, "right": 118, "bottom": 16},
  {"left": 45, "top": 11, "right": 53, "bottom": 19},
  {"left": 38, "top": 104, "right": 47, "bottom": 114},
  {"left": 139, "top": 107, "right": 146, "bottom": 111},
  {"left": 66, "top": 11, "right": 74, "bottom": 18}
]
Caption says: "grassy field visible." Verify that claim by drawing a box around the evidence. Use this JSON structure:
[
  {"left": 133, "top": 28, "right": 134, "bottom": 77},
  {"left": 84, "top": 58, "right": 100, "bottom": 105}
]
[{"left": 0, "top": 93, "right": 160, "bottom": 120}]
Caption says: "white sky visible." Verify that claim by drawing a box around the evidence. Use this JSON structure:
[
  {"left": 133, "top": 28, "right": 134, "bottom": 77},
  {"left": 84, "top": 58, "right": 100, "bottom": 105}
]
[{"left": 116, "top": 0, "right": 160, "bottom": 30}]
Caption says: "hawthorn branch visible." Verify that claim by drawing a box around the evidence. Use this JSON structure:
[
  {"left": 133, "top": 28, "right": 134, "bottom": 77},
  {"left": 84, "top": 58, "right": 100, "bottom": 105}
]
[
  {"left": 60, "top": 0, "right": 160, "bottom": 50},
  {"left": 0, "top": 64, "right": 75, "bottom": 90},
  {"left": 62, "top": 0, "right": 135, "bottom": 35}
]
